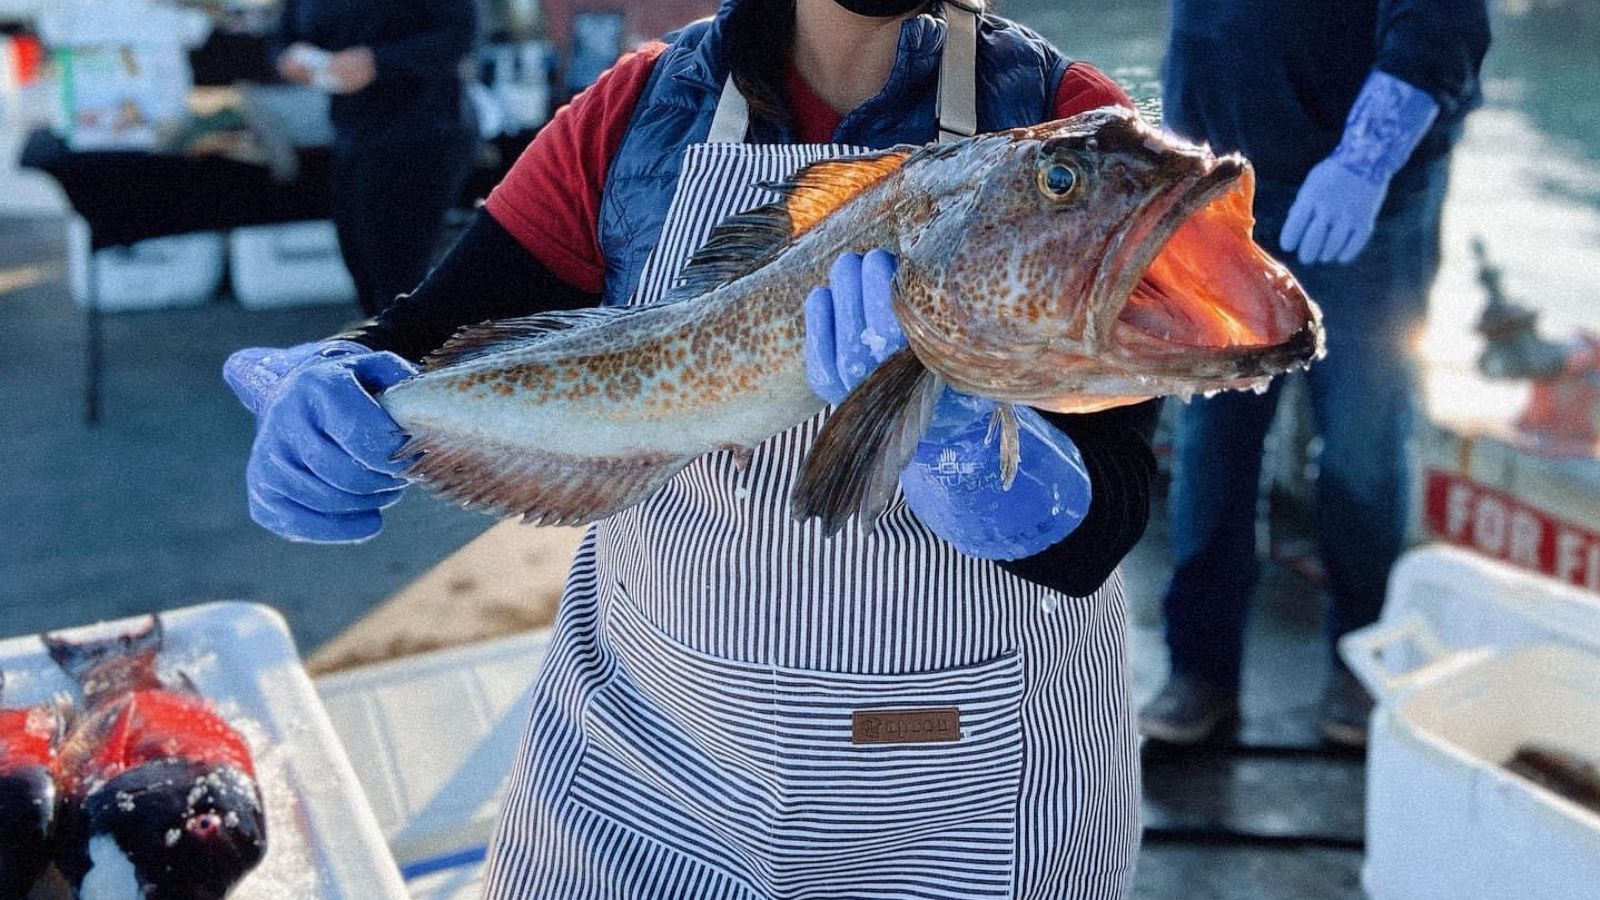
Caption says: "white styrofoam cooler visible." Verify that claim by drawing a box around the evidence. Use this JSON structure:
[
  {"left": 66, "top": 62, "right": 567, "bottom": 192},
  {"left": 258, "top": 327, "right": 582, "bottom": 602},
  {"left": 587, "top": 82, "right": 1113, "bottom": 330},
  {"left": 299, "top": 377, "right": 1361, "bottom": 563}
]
[
  {"left": 1343, "top": 546, "right": 1600, "bottom": 900},
  {"left": 230, "top": 220, "right": 357, "bottom": 309},
  {"left": 0, "top": 602, "right": 408, "bottom": 899},
  {"left": 66, "top": 216, "right": 225, "bottom": 311}
]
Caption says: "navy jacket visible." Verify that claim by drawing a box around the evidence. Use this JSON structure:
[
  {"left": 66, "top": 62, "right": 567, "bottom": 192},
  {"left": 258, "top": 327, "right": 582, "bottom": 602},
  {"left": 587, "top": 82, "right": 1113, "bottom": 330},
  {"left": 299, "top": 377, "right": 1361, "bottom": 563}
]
[
  {"left": 1163, "top": 0, "right": 1490, "bottom": 218},
  {"left": 272, "top": 0, "right": 477, "bottom": 140}
]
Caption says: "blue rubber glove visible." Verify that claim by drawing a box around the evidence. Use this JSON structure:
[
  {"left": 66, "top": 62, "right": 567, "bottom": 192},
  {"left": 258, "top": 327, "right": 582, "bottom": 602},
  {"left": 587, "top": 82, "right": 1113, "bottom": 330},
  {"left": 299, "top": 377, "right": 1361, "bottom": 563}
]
[
  {"left": 804, "top": 250, "right": 1092, "bottom": 560},
  {"left": 223, "top": 340, "right": 416, "bottom": 543},
  {"left": 1281, "top": 70, "right": 1440, "bottom": 265}
]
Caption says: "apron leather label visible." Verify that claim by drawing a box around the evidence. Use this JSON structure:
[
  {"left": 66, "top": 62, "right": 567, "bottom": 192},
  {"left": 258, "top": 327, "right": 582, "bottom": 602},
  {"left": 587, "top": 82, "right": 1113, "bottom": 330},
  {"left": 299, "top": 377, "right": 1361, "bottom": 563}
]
[{"left": 851, "top": 708, "right": 961, "bottom": 744}]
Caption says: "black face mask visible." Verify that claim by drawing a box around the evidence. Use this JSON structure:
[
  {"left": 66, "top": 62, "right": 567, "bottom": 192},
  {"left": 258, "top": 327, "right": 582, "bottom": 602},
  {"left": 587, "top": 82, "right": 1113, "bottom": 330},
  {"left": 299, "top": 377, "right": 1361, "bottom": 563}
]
[{"left": 832, "top": 0, "right": 926, "bottom": 17}]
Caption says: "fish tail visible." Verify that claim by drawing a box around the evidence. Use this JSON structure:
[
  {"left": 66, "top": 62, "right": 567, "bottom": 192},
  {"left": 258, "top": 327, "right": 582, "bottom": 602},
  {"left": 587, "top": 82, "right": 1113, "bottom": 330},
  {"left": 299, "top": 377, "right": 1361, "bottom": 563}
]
[
  {"left": 43, "top": 614, "right": 164, "bottom": 704},
  {"left": 396, "top": 431, "right": 697, "bottom": 527}
]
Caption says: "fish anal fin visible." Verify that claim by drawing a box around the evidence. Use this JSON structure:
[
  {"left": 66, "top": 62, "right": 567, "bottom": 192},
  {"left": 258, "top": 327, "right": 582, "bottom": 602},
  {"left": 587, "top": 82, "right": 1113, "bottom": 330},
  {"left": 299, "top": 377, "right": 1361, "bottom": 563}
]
[
  {"left": 664, "top": 147, "right": 913, "bottom": 303},
  {"left": 402, "top": 431, "right": 693, "bottom": 526},
  {"left": 792, "top": 348, "right": 940, "bottom": 535},
  {"left": 721, "top": 444, "right": 755, "bottom": 472}
]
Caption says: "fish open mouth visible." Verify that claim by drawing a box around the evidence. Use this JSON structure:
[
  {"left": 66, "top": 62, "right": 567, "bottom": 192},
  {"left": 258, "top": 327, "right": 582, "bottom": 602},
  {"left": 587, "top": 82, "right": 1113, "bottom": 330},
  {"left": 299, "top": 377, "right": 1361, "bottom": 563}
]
[{"left": 1105, "top": 159, "right": 1321, "bottom": 377}]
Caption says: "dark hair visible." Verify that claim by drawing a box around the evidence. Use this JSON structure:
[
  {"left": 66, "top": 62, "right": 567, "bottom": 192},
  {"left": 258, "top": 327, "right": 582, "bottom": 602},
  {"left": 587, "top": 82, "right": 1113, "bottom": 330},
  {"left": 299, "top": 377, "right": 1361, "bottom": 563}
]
[{"left": 724, "top": 0, "right": 797, "bottom": 126}]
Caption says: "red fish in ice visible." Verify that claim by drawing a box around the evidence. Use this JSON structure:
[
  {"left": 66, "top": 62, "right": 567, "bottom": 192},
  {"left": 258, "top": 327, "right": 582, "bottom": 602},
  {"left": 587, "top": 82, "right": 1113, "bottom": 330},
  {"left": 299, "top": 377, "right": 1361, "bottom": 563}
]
[
  {"left": 45, "top": 617, "right": 266, "bottom": 900},
  {"left": 0, "top": 672, "right": 63, "bottom": 900}
]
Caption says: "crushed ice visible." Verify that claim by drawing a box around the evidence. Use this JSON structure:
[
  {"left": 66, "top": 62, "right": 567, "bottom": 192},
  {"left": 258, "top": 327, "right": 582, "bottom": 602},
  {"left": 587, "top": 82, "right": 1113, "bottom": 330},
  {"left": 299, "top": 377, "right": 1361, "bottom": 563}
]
[{"left": 79, "top": 835, "right": 140, "bottom": 900}]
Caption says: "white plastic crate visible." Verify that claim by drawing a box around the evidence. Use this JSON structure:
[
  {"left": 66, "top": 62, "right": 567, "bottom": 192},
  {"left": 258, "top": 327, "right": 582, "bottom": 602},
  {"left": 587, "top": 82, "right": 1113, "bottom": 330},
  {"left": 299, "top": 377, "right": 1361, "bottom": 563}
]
[
  {"left": 0, "top": 602, "right": 408, "bottom": 899},
  {"left": 230, "top": 220, "right": 357, "bottom": 309},
  {"left": 66, "top": 217, "right": 225, "bottom": 311},
  {"left": 313, "top": 630, "right": 550, "bottom": 892},
  {"left": 1343, "top": 547, "right": 1600, "bottom": 900}
]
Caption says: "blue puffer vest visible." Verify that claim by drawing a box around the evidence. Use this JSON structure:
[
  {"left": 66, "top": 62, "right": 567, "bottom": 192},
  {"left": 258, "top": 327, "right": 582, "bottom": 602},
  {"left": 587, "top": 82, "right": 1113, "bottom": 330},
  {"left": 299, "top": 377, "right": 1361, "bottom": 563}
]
[{"left": 597, "top": 0, "right": 1074, "bottom": 307}]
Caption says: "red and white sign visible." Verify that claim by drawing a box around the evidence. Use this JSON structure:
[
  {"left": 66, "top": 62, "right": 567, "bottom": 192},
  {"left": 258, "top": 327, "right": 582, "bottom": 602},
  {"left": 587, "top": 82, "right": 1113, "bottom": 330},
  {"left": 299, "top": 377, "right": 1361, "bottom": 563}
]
[{"left": 1424, "top": 469, "right": 1600, "bottom": 592}]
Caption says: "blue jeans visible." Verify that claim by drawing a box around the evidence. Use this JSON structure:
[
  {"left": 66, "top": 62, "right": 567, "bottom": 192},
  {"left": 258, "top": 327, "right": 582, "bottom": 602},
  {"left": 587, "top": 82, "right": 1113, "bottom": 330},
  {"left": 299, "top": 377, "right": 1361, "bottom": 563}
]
[{"left": 1161, "top": 160, "right": 1450, "bottom": 694}]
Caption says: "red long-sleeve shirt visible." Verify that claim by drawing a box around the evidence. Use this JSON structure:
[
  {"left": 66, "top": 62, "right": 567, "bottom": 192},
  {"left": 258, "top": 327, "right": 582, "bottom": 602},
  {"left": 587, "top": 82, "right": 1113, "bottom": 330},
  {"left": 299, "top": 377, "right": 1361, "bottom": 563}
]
[{"left": 485, "top": 45, "right": 1133, "bottom": 295}]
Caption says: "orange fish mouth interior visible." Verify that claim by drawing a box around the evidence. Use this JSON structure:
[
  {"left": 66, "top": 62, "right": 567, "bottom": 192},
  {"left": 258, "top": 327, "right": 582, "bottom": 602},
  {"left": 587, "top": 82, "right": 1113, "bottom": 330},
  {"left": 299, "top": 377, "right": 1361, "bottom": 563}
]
[{"left": 1116, "top": 169, "right": 1304, "bottom": 351}]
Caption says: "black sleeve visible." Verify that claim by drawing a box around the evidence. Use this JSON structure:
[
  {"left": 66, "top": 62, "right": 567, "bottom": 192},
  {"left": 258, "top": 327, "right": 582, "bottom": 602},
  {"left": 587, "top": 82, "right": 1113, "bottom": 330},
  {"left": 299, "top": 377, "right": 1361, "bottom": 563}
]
[
  {"left": 340, "top": 210, "right": 599, "bottom": 363},
  {"left": 1375, "top": 0, "right": 1492, "bottom": 120},
  {"left": 996, "top": 400, "right": 1161, "bottom": 598},
  {"left": 268, "top": 0, "right": 299, "bottom": 68}
]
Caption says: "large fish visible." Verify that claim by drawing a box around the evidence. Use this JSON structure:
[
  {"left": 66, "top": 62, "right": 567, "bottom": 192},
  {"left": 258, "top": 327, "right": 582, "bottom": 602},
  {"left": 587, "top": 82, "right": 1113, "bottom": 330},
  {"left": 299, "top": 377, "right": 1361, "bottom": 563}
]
[
  {"left": 0, "top": 673, "right": 63, "bottom": 900},
  {"left": 44, "top": 618, "right": 265, "bottom": 900},
  {"left": 380, "top": 106, "right": 1323, "bottom": 533}
]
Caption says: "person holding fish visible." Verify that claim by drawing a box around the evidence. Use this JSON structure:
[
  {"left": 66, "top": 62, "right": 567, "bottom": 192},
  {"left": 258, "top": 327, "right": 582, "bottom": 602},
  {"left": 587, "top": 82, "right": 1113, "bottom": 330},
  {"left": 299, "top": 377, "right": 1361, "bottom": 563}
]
[
  {"left": 224, "top": 0, "right": 1322, "bottom": 895},
  {"left": 1142, "top": 0, "right": 1492, "bottom": 749}
]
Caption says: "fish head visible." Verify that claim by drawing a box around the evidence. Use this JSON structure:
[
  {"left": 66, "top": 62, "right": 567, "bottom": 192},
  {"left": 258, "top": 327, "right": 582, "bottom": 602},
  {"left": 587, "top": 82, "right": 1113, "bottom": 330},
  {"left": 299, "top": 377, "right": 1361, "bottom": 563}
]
[
  {"left": 893, "top": 105, "right": 1322, "bottom": 412},
  {"left": 69, "top": 760, "right": 266, "bottom": 900}
]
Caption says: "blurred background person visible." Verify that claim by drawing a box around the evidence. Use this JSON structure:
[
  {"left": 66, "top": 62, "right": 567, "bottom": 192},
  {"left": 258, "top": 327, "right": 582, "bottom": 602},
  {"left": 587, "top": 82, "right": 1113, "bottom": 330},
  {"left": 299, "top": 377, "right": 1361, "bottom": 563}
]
[
  {"left": 1142, "top": 0, "right": 1491, "bottom": 748},
  {"left": 273, "top": 0, "right": 480, "bottom": 317}
]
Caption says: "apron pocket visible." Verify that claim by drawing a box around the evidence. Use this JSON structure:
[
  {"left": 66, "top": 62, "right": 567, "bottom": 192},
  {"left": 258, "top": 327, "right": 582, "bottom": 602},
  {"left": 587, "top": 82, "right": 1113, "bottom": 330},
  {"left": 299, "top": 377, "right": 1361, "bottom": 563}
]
[{"left": 564, "top": 582, "right": 1026, "bottom": 899}]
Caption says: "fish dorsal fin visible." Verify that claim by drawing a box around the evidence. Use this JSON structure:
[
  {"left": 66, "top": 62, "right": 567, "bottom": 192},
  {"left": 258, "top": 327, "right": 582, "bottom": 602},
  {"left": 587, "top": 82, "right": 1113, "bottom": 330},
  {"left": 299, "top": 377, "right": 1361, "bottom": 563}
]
[
  {"left": 776, "top": 149, "right": 915, "bottom": 233},
  {"left": 421, "top": 307, "right": 641, "bottom": 372},
  {"left": 663, "top": 147, "right": 914, "bottom": 303}
]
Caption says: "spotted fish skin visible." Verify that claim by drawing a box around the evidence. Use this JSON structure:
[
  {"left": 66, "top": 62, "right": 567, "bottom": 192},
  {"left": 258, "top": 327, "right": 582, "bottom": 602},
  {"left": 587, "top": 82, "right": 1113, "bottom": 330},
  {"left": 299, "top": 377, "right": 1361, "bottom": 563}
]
[{"left": 379, "top": 107, "right": 1323, "bottom": 531}]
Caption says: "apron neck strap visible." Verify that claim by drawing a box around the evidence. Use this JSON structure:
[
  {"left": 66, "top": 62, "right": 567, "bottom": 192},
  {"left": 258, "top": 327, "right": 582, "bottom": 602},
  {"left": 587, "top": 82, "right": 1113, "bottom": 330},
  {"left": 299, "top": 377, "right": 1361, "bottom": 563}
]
[
  {"left": 706, "top": 77, "right": 751, "bottom": 143},
  {"left": 936, "top": 0, "right": 982, "bottom": 143},
  {"left": 705, "top": 0, "right": 983, "bottom": 145}
]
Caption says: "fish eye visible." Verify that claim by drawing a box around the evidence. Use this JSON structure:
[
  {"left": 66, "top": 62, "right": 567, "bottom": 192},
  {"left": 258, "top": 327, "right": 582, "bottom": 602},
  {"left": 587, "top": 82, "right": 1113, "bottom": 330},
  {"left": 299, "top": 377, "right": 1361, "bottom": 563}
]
[{"left": 1036, "top": 156, "right": 1084, "bottom": 202}]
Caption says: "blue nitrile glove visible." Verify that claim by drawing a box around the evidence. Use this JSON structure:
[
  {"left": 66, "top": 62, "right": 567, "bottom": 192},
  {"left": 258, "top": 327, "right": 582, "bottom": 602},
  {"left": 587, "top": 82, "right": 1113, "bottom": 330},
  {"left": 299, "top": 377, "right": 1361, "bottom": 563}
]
[
  {"left": 804, "top": 250, "right": 1092, "bottom": 560},
  {"left": 1281, "top": 70, "right": 1441, "bottom": 265},
  {"left": 223, "top": 340, "right": 416, "bottom": 543}
]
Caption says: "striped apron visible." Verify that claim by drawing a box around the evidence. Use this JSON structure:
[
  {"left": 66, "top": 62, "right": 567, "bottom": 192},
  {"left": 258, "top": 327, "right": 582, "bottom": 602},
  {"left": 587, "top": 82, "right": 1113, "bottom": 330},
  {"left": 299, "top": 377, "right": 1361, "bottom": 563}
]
[{"left": 483, "top": 9, "right": 1140, "bottom": 898}]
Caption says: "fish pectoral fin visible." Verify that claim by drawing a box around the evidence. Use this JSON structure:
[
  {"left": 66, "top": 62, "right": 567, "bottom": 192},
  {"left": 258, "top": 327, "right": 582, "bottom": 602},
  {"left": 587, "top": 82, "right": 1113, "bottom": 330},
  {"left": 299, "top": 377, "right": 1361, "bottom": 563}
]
[
  {"left": 398, "top": 432, "right": 694, "bottom": 527},
  {"left": 989, "top": 403, "right": 1021, "bottom": 490},
  {"left": 792, "top": 348, "right": 943, "bottom": 537}
]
